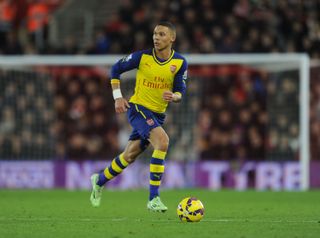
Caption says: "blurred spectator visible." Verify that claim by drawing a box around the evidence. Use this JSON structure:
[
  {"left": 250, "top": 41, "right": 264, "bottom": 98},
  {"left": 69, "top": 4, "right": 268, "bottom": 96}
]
[
  {"left": 0, "top": 0, "right": 16, "bottom": 51},
  {"left": 2, "top": 31, "right": 23, "bottom": 54},
  {"left": 26, "top": 0, "right": 49, "bottom": 34}
]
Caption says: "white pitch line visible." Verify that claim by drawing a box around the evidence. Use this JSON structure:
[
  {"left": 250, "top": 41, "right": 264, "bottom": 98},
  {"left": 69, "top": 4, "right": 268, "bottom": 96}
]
[
  {"left": 201, "top": 219, "right": 320, "bottom": 223},
  {"left": 0, "top": 217, "right": 319, "bottom": 224},
  {"left": 0, "top": 217, "right": 127, "bottom": 222}
]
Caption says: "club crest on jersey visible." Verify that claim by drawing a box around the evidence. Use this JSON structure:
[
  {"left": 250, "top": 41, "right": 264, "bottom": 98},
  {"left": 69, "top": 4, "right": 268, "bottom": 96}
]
[
  {"left": 170, "top": 65, "right": 177, "bottom": 73},
  {"left": 146, "top": 118, "right": 155, "bottom": 126}
]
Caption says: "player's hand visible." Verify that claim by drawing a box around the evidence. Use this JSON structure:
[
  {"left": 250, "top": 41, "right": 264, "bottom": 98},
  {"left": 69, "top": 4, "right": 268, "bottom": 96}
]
[
  {"left": 162, "top": 91, "right": 180, "bottom": 102},
  {"left": 162, "top": 91, "right": 175, "bottom": 102},
  {"left": 115, "top": 98, "right": 130, "bottom": 113}
]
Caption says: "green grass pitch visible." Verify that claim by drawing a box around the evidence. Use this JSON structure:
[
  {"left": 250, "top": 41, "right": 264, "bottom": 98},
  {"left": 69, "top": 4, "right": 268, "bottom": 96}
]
[{"left": 0, "top": 189, "right": 319, "bottom": 238}]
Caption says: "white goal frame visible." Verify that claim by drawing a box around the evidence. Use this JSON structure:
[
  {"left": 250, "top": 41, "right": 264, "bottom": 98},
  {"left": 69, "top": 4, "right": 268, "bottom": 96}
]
[{"left": 0, "top": 53, "right": 310, "bottom": 190}]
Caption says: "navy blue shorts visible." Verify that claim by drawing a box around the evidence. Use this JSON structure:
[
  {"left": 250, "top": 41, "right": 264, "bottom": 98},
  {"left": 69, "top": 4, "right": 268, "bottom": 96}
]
[{"left": 127, "top": 103, "right": 166, "bottom": 150}]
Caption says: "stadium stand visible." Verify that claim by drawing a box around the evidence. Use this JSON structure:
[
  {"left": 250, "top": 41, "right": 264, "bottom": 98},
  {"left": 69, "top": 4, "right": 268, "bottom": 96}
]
[{"left": 0, "top": 0, "right": 319, "bottom": 161}]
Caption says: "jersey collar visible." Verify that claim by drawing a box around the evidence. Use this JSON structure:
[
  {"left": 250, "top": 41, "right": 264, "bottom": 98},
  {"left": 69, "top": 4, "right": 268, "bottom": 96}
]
[{"left": 152, "top": 48, "right": 175, "bottom": 65}]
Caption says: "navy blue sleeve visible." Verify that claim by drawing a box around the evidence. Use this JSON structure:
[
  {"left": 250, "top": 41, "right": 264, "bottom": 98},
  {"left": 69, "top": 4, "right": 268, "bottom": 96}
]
[
  {"left": 110, "top": 51, "right": 143, "bottom": 79},
  {"left": 173, "top": 59, "right": 188, "bottom": 96}
]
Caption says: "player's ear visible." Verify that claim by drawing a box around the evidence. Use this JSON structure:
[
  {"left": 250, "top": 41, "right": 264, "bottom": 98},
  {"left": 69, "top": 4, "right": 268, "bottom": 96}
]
[{"left": 171, "top": 32, "right": 176, "bottom": 43}]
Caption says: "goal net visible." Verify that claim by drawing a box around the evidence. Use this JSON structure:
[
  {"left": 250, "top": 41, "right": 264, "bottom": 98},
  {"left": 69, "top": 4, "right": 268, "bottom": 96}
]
[{"left": 0, "top": 54, "right": 310, "bottom": 190}]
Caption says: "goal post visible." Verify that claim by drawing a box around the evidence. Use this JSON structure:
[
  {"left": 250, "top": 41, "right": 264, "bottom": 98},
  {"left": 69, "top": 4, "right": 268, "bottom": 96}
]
[
  {"left": 0, "top": 53, "right": 310, "bottom": 190},
  {"left": 299, "top": 55, "right": 310, "bottom": 191}
]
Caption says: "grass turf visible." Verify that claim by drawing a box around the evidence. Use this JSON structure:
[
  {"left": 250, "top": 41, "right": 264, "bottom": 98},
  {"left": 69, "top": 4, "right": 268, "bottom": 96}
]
[{"left": 0, "top": 189, "right": 319, "bottom": 238}]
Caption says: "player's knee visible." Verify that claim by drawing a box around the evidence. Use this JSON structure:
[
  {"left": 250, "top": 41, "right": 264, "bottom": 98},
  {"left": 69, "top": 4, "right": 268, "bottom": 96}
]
[{"left": 158, "top": 136, "right": 169, "bottom": 151}]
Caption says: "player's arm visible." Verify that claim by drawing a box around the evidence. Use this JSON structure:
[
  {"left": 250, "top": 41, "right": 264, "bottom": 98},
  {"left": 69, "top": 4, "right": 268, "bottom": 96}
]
[
  {"left": 163, "top": 60, "right": 188, "bottom": 103},
  {"left": 111, "top": 81, "right": 130, "bottom": 113},
  {"left": 110, "top": 52, "right": 142, "bottom": 113}
]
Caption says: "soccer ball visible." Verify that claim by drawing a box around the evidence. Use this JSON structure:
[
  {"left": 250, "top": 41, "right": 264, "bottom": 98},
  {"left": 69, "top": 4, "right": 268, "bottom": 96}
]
[{"left": 177, "top": 197, "right": 204, "bottom": 222}]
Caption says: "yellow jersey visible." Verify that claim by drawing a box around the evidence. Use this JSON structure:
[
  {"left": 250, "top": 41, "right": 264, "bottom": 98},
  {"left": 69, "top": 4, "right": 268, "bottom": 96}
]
[{"left": 111, "top": 49, "right": 188, "bottom": 113}]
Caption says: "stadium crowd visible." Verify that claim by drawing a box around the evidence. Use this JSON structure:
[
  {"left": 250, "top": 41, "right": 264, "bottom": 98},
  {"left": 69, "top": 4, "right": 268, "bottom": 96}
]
[
  {"left": 0, "top": 0, "right": 319, "bottom": 59},
  {"left": 52, "top": 68, "right": 119, "bottom": 159},
  {"left": 310, "top": 67, "right": 320, "bottom": 160},
  {"left": 0, "top": 70, "right": 54, "bottom": 158},
  {"left": 0, "top": 0, "right": 319, "bottom": 161},
  {"left": 196, "top": 66, "right": 301, "bottom": 161}
]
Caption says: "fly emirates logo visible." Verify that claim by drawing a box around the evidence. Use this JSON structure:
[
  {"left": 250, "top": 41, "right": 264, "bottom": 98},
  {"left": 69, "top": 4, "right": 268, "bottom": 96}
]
[{"left": 142, "top": 76, "right": 172, "bottom": 89}]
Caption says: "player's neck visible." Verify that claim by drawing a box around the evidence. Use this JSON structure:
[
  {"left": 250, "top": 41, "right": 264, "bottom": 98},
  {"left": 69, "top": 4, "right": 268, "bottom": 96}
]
[{"left": 154, "top": 48, "right": 173, "bottom": 61}]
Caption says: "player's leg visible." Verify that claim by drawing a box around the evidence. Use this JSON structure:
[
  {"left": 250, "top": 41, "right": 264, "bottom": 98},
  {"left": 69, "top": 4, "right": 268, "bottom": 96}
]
[
  {"left": 90, "top": 139, "right": 146, "bottom": 207},
  {"left": 96, "top": 139, "right": 145, "bottom": 185},
  {"left": 125, "top": 103, "right": 168, "bottom": 211},
  {"left": 147, "top": 126, "right": 169, "bottom": 212}
]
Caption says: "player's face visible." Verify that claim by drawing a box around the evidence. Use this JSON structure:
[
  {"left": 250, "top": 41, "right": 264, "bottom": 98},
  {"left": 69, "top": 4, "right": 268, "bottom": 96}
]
[{"left": 153, "top": 25, "right": 175, "bottom": 51}]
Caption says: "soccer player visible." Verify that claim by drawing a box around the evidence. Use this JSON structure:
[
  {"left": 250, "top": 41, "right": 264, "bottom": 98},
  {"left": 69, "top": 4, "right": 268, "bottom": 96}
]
[{"left": 90, "top": 21, "right": 188, "bottom": 212}]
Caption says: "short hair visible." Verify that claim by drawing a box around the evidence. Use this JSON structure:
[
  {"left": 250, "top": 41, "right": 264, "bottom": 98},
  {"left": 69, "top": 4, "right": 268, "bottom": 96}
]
[{"left": 157, "top": 21, "right": 176, "bottom": 33}]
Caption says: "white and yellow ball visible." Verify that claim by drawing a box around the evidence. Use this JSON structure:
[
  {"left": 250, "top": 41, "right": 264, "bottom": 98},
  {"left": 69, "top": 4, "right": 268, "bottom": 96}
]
[{"left": 177, "top": 197, "right": 204, "bottom": 222}]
